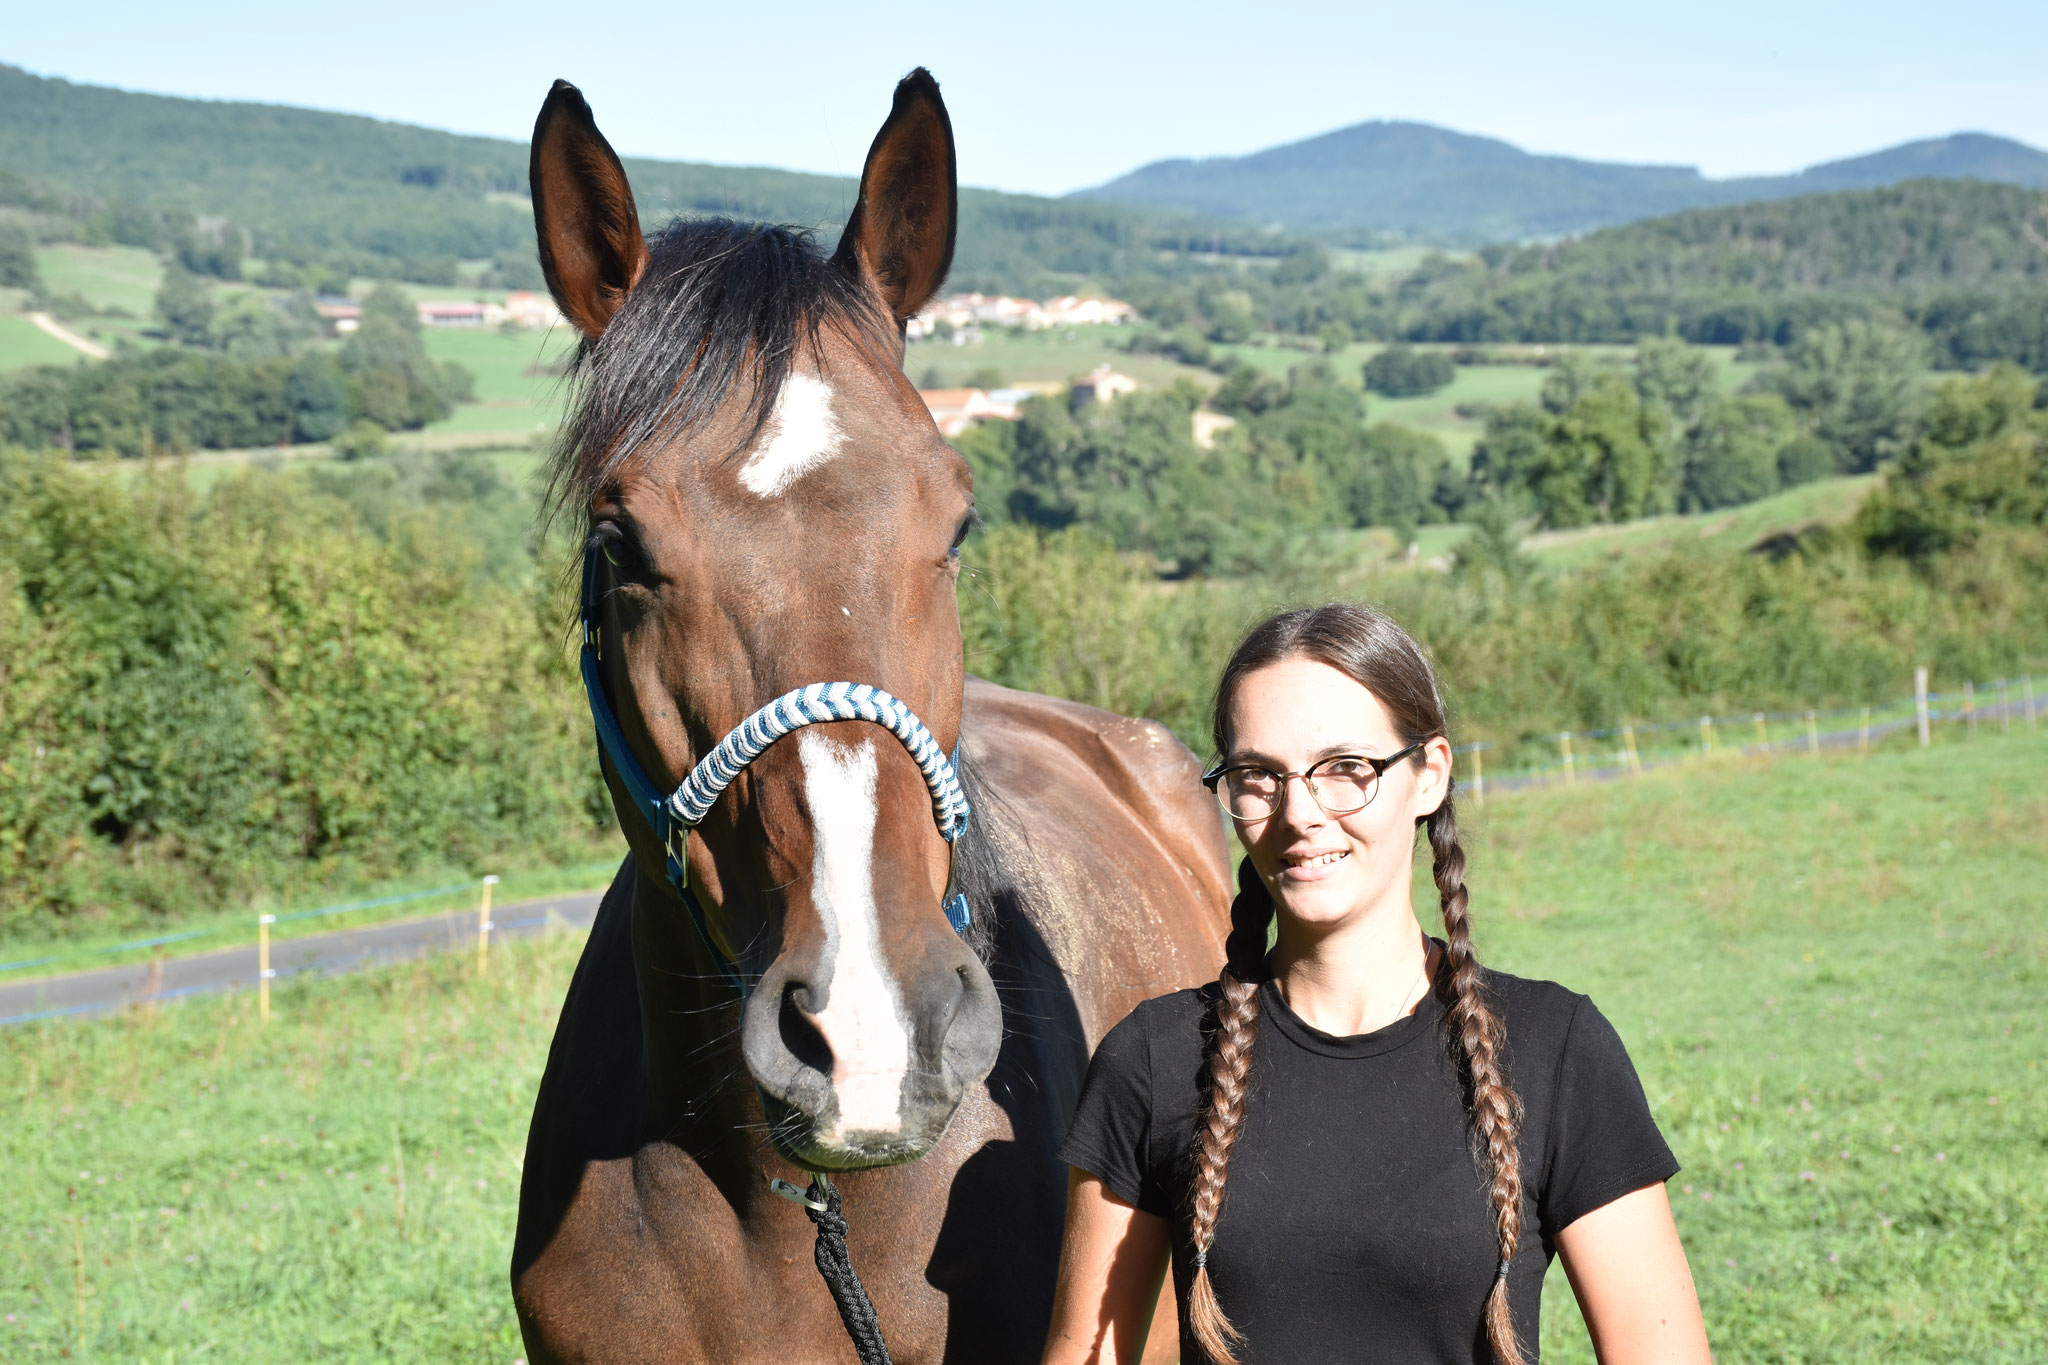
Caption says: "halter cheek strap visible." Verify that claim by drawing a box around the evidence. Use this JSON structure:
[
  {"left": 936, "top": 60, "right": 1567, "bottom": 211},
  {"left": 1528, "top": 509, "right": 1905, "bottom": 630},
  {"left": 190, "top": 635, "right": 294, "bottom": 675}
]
[{"left": 578, "top": 550, "right": 973, "bottom": 997}]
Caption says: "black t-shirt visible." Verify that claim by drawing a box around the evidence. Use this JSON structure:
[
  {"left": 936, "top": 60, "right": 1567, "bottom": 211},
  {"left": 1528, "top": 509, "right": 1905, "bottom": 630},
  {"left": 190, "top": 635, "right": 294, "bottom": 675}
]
[{"left": 1058, "top": 953, "right": 1678, "bottom": 1363}]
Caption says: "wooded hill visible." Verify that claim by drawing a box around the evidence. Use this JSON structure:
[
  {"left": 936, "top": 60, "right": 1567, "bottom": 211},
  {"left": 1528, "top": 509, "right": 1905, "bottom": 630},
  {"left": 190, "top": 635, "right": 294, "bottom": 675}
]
[
  {"left": 1080, "top": 119, "right": 2048, "bottom": 244},
  {"left": 1390, "top": 180, "right": 2048, "bottom": 366},
  {"left": 0, "top": 64, "right": 1283, "bottom": 293}
]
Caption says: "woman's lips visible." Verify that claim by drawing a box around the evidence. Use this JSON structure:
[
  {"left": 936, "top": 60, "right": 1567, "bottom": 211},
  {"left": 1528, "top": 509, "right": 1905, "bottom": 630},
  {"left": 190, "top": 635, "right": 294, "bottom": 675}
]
[{"left": 1278, "top": 848, "right": 1350, "bottom": 881}]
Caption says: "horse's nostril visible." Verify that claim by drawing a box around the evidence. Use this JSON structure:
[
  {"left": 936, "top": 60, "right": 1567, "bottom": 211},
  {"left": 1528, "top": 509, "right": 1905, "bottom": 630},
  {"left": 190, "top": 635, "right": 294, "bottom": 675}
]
[{"left": 778, "top": 984, "right": 834, "bottom": 1076}]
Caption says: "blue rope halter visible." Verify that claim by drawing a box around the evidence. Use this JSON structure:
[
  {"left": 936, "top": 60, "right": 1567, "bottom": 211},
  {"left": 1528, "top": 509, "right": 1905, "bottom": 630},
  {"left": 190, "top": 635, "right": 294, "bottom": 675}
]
[{"left": 578, "top": 550, "right": 973, "bottom": 996}]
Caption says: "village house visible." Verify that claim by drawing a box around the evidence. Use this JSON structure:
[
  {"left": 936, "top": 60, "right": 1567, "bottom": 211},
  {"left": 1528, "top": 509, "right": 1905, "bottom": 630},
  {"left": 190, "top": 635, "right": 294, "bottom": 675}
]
[
  {"left": 915, "top": 387, "right": 1020, "bottom": 437},
  {"left": 907, "top": 291, "right": 1138, "bottom": 340},
  {"left": 1070, "top": 364, "right": 1139, "bottom": 409}
]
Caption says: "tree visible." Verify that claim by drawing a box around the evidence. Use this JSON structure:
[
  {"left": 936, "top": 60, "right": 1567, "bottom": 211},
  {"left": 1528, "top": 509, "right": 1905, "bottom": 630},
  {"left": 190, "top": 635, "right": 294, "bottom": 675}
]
[
  {"left": 1363, "top": 344, "right": 1455, "bottom": 398},
  {"left": 0, "top": 223, "right": 38, "bottom": 290},
  {"left": 155, "top": 266, "right": 216, "bottom": 346},
  {"left": 1767, "top": 320, "right": 1925, "bottom": 473},
  {"left": 1681, "top": 394, "right": 1797, "bottom": 511}
]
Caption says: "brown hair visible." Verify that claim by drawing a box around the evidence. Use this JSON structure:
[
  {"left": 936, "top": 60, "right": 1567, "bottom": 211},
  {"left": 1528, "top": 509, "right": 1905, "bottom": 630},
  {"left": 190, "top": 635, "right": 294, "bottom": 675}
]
[{"left": 1185, "top": 604, "right": 1526, "bottom": 1365}]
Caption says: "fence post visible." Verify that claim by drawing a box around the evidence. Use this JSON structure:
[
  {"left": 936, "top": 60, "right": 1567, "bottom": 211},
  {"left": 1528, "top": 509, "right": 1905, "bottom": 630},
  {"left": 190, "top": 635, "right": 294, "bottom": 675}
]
[
  {"left": 1860, "top": 706, "right": 1872, "bottom": 754},
  {"left": 1622, "top": 723, "right": 1642, "bottom": 775},
  {"left": 2000, "top": 678, "right": 2011, "bottom": 736},
  {"left": 1915, "top": 666, "right": 1930, "bottom": 748},
  {"left": 258, "top": 914, "right": 275, "bottom": 1023},
  {"left": 1806, "top": 710, "right": 1820, "bottom": 757},
  {"left": 1753, "top": 712, "right": 1769, "bottom": 749},
  {"left": 2028, "top": 675, "right": 2039, "bottom": 732},
  {"left": 1964, "top": 680, "right": 1976, "bottom": 738},
  {"left": 1470, "top": 744, "right": 1485, "bottom": 805},
  {"left": 1699, "top": 716, "right": 1713, "bottom": 757},
  {"left": 477, "top": 875, "right": 499, "bottom": 976},
  {"left": 1559, "top": 732, "right": 1575, "bottom": 785}
]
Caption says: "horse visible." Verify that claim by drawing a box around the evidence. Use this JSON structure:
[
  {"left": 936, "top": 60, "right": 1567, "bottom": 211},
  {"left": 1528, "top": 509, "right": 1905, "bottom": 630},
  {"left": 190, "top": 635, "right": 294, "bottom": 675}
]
[{"left": 508, "top": 71, "right": 1230, "bottom": 1363}]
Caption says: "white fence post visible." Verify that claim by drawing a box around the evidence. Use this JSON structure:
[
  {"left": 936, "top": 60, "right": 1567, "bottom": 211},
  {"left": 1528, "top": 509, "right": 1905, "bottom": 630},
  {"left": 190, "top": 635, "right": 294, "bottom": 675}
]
[{"left": 1915, "top": 667, "right": 1930, "bottom": 748}]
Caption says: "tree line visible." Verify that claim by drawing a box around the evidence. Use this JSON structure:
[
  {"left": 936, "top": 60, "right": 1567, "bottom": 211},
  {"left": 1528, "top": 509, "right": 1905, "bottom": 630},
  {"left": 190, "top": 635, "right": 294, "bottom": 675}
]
[
  {"left": 7, "top": 363, "right": 2037, "bottom": 931},
  {"left": 0, "top": 282, "right": 472, "bottom": 456}
]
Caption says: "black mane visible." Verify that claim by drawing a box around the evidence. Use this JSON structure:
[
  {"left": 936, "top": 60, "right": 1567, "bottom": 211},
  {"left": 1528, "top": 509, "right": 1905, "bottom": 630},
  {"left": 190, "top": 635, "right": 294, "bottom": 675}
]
[{"left": 544, "top": 217, "right": 887, "bottom": 524}]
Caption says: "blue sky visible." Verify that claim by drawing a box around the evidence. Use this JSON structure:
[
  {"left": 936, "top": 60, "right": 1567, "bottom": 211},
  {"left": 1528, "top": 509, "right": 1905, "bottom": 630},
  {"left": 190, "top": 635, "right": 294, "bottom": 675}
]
[{"left": 8, "top": 1, "right": 2046, "bottom": 196}]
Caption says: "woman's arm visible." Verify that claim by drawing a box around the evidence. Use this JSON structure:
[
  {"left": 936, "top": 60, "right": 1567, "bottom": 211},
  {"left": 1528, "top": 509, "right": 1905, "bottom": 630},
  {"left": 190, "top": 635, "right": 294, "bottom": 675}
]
[
  {"left": 1041, "top": 1169, "right": 1171, "bottom": 1365},
  {"left": 1555, "top": 1183, "right": 1711, "bottom": 1364}
]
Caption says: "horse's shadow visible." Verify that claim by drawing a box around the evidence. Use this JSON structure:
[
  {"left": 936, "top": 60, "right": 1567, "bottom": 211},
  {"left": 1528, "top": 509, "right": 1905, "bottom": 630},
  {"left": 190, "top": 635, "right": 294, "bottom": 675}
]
[{"left": 925, "top": 885, "right": 1092, "bottom": 1361}]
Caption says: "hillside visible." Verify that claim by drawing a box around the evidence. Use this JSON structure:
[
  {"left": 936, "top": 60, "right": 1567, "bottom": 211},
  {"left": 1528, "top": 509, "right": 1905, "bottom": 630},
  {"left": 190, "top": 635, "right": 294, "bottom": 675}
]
[
  {"left": 0, "top": 64, "right": 1280, "bottom": 293},
  {"left": 1078, "top": 119, "right": 2048, "bottom": 244},
  {"left": 1390, "top": 179, "right": 2048, "bottom": 365}
]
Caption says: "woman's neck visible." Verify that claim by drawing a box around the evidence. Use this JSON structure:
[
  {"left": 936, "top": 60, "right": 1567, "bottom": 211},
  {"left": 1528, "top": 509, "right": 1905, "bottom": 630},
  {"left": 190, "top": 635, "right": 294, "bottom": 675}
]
[{"left": 1269, "top": 893, "right": 1435, "bottom": 1038}]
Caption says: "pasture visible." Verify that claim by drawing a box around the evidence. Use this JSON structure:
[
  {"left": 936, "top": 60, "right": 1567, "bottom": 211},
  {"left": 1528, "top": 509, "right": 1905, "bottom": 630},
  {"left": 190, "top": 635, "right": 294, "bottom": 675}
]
[{"left": 3, "top": 732, "right": 2039, "bottom": 1361}]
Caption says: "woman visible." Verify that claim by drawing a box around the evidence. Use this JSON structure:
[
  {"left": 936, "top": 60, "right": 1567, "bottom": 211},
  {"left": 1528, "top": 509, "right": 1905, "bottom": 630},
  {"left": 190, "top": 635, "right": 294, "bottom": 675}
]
[{"left": 1045, "top": 605, "right": 1710, "bottom": 1364}]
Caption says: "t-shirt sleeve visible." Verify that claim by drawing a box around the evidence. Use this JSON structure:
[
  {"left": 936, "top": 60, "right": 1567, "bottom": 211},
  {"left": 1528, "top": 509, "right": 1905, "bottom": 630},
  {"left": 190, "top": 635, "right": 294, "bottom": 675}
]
[
  {"left": 1540, "top": 995, "right": 1680, "bottom": 1236},
  {"left": 1057, "top": 1004, "right": 1164, "bottom": 1217}
]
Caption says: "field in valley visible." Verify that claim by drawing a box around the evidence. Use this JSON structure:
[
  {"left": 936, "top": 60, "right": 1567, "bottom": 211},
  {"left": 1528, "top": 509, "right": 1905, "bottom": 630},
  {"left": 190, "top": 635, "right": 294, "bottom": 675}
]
[{"left": 4, "top": 732, "right": 2040, "bottom": 1361}]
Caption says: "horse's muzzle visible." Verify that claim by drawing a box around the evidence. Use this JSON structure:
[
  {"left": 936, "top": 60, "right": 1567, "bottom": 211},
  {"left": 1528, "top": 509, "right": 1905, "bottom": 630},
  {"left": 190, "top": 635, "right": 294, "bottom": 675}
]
[{"left": 742, "top": 929, "right": 1001, "bottom": 1170}]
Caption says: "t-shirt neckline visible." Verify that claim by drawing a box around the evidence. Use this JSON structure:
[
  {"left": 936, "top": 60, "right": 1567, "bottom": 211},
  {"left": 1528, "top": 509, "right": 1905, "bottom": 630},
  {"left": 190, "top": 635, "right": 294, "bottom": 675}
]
[{"left": 1258, "top": 938, "right": 1449, "bottom": 1059}]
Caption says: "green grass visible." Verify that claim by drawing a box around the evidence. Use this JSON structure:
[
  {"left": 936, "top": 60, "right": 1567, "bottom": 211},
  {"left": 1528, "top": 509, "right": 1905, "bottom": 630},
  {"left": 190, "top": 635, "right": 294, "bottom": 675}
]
[
  {"left": 34, "top": 245, "right": 163, "bottom": 317},
  {"left": 1474, "top": 732, "right": 2048, "bottom": 1362},
  {"left": 0, "top": 315, "right": 92, "bottom": 369},
  {"left": 2, "top": 927, "right": 580, "bottom": 1361},
  {"left": 4, "top": 734, "right": 2041, "bottom": 1360},
  {"left": 422, "top": 327, "right": 577, "bottom": 442},
  {"left": 1523, "top": 474, "right": 1878, "bottom": 568}
]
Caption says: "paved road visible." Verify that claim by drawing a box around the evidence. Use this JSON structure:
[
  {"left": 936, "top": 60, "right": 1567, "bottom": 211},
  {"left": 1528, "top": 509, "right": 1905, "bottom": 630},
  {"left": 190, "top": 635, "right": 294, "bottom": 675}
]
[{"left": 0, "top": 889, "right": 604, "bottom": 1027}]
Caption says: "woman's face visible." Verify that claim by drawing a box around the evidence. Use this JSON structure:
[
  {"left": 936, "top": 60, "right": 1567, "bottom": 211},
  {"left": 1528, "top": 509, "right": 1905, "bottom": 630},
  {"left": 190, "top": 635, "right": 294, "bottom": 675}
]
[{"left": 1223, "top": 658, "right": 1452, "bottom": 930}]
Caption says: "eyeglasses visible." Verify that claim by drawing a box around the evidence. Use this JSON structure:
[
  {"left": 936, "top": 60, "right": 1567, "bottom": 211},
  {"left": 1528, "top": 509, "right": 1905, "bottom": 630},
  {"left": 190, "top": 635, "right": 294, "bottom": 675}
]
[{"left": 1201, "top": 742, "right": 1425, "bottom": 822}]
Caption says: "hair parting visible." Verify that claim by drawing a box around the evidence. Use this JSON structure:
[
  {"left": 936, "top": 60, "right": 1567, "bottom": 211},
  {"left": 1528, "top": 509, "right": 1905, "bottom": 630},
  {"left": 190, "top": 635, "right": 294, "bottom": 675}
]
[{"left": 1189, "top": 604, "right": 1528, "bottom": 1365}]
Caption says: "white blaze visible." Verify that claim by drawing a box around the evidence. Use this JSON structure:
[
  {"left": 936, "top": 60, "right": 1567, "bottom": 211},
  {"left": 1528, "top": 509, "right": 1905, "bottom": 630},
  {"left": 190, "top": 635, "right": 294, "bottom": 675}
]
[
  {"left": 797, "top": 731, "right": 909, "bottom": 1136},
  {"left": 738, "top": 372, "right": 845, "bottom": 497}
]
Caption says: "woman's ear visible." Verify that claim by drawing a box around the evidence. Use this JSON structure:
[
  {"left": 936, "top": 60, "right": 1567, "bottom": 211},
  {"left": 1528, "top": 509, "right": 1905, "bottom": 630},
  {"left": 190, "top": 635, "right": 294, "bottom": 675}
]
[
  {"left": 1414, "top": 735, "right": 1456, "bottom": 821},
  {"left": 530, "top": 80, "right": 649, "bottom": 338}
]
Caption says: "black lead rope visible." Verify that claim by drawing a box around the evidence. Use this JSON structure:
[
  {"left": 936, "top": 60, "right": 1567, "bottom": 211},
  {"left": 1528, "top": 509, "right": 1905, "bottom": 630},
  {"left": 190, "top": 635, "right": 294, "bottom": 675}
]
[{"left": 772, "top": 1173, "right": 894, "bottom": 1365}]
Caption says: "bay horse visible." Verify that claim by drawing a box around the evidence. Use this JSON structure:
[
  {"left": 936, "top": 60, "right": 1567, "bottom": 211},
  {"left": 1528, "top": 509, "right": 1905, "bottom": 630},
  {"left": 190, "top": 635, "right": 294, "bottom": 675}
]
[{"left": 509, "top": 71, "right": 1230, "bottom": 1363}]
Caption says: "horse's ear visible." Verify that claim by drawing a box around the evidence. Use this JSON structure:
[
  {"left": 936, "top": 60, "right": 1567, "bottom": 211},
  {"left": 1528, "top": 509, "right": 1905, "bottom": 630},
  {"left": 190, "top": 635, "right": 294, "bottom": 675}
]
[
  {"left": 530, "top": 80, "right": 649, "bottom": 338},
  {"left": 833, "top": 68, "right": 957, "bottom": 324}
]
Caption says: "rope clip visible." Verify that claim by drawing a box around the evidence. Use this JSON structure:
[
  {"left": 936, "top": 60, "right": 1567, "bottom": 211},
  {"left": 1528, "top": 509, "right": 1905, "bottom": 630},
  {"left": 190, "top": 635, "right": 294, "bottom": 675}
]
[{"left": 769, "top": 1173, "right": 833, "bottom": 1212}]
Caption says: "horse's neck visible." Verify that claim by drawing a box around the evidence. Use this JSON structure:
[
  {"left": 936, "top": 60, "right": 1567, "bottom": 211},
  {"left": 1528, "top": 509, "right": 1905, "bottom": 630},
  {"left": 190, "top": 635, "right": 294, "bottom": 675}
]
[{"left": 626, "top": 871, "right": 771, "bottom": 1182}]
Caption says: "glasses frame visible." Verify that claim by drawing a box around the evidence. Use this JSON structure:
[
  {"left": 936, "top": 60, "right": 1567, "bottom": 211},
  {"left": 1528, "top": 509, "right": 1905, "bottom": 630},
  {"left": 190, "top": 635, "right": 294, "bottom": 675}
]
[{"left": 1201, "top": 741, "right": 1427, "bottom": 822}]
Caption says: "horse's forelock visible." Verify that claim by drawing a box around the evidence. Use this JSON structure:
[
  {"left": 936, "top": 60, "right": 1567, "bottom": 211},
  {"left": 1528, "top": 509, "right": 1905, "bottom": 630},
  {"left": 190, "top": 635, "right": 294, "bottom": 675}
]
[{"left": 543, "top": 217, "right": 889, "bottom": 530}]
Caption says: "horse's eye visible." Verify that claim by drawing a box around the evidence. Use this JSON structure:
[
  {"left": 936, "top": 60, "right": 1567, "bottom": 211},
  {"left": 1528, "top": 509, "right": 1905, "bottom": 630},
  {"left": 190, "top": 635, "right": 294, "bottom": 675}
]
[
  {"left": 593, "top": 524, "right": 642, "bottom": 574},
  {"left": 948, "top": 509, "right": 980, "bottom": 558}
]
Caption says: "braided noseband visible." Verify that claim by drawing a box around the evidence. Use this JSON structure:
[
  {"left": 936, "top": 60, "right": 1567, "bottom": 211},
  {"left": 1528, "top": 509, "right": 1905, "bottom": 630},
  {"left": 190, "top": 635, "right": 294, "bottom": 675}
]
[{"left": 670, "top": 681, "right": 970, "bottom": 840}]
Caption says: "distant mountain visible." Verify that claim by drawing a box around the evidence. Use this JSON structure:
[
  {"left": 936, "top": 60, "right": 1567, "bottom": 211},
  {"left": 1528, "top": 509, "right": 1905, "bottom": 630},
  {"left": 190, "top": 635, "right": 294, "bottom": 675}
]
[
  {"left": 1077, "top": 121, "right": 2048, "bottom": 244},
  {"left": 0, "top": 64, "right": 1279, "bottom": 293}
]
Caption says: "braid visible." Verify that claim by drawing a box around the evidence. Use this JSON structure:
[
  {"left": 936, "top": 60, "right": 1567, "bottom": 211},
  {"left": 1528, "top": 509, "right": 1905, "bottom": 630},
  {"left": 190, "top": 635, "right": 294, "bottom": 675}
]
[
  {"left": 1428, "top": 784, "right": 1528, "bottom": 1365},
  {"left": 1185, "top": 858, "right": 1273, "bottom": 1365}
]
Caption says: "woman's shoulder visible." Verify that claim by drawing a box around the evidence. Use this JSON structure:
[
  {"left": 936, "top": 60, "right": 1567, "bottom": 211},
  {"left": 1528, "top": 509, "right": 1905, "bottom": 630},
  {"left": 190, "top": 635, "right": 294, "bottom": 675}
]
[
  {"left": 1092, "top": 983, "right": 1221, "bottom": 1069},
  {"left": 1473, "top": 964, "right": 1602, "bottom": 1059}
]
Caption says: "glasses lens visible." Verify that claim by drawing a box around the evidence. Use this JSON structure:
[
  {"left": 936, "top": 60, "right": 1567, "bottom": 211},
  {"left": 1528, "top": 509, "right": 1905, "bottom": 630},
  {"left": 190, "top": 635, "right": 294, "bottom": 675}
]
[
  {"left": 1308, "top": 758, "right": 1376, "bottom": 814},
  {"left": 1222, "top": 768, "right": 1280, "bottom": 819}
]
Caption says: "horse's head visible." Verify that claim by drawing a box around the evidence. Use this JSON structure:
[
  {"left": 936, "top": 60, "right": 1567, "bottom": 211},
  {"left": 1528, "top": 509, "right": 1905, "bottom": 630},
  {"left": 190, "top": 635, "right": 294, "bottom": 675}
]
[{"left": 531, "top": 72, "right": 999, "bottom": 1170}]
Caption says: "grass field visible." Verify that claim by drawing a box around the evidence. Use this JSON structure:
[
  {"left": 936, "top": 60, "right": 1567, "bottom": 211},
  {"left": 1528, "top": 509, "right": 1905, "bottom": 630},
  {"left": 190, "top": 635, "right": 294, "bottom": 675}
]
[
  {"left": 420, "top": 326, "right": 578, "bottom": 441},
  {"left": 1522, "top": 474, "right": 1879, "bottom": 568},
  {"left": 0, "top": 315, "right": 91, "bottom": 369},
  {"left": 3, "top": 733, "right": 2040, "bottom": 1360},
  {"left": 35, "top": 245, "right": 163, "bottom": 317}
]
